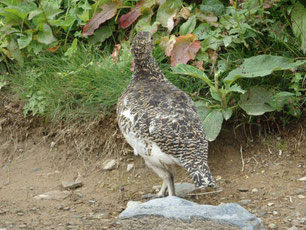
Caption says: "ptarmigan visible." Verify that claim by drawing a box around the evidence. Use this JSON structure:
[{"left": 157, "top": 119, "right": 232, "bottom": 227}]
[{"left": 117, "top": 32, "right": 215, "bottom": 197}]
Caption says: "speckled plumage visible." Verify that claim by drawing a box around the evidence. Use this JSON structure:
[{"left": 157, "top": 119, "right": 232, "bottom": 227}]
[{"left": 117, "top": 32, "right": 214, "bottom": 197}]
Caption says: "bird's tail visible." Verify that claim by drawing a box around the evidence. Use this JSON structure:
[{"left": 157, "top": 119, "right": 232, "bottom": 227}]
[{"left": 183, "top": 159, "right": 215, "bottom": 188}]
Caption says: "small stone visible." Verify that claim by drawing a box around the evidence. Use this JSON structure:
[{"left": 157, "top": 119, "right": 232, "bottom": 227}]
[
  {"left": 89, "top": 200, "right": 96, "bottom": 204},
  {"left": 50, "top": 141, "right": 56, "bottom": 148},
  {"left": 297, "top": 176, "right": 306, "bottom": 181},
  {"left": 89, "top": 211, "right": 110, "bottom": 219},
  {"left": 288, "top": 226, "right": 298, "bottom": 230},
  {"left": 63, "top": 207, "right": 70, "bottom": 211},
  {"left": 251, "top": 188, "right": 258, "bottom": 193},
  {"left": 257, "top": 211, "right": 266, "bottom": 217},
  {"left": 34, "top": 190, "right": 71, "bottom": 200},
  {"left": 61, "top": 181, "right": 83, "bottom": 190},
  {"left": 0, "top": 228, "right": 7, "bottom": 230},
  {"left": 268, "top": 223, "right": 277, "bottom": 229},
  {"left": 56, "top": 205, "right": 64, "bottom": 210},
  {"left": 238, "top": 188, "right": 249, "bottom": 192},
  {"left": 297, "top": 194, "right": 305, "bottom": 199},
  {"left": 267, "top": 202, "right": 274, "bottom": 206},
  {"left": 17, "top": 212, "right": 24, "bottom": 216},
  {"left": 18, "top": 224, "right": 27, "bottom": 229},
  {"left": 272, "top": 211, "right": 279, "bottom": 216},
  {"left": 239, "top": 199, "right": 252, "bottom": 205},
  {"left": 295, "top": 189, "right": 306, "bottom": 194},
  {"left": 127, "top": 163, "right": 134, "bottom": 172},
  {"left": 0, "top": 210, "right": 6, "bottom": 214},
  {"left": 102, "top": 159, "right": 116, "bottom": 171}
]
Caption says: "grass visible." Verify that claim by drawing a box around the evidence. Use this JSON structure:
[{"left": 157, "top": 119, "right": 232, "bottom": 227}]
[{"left": 7, "top": 43, "right": 205, "bottom": 123}]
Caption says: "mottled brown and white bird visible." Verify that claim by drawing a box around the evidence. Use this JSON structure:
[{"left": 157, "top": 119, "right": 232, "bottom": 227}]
[{"left": 117, "top": 32, "right": 214, "bottom": 197}]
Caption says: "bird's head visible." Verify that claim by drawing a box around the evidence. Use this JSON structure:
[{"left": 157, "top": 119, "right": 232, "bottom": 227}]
[{"left": 131, "top": 31, "right": 153, "bottom": 60}]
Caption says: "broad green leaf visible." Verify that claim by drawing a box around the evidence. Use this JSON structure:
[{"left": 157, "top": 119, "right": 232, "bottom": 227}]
[
  {"left": 49, "top": 15, "right": 76, "bottom": 30},
  {"left": 7, "top": 39, "right": 23, "bottom": 65},
  {"left": 209, "top": 88, "right": 221, "bottom": 101},
  {"left": 202, "top": 109, "right": 223, "bottom": 141},
  {"left": 88, "top": 25, "right": 114, "bottom": 44},
  {"left": 201, "top": 36, "right": 222, "bottom": 51},
  {"left": 65, "top": 38, "right": 78, "bottom": 57},
  {"left": 227, "top": 84, "right": 245, "bottom": 94},
  {"left": 171, "top": 63, "right": 213, "bottom": 87},
  {"left": 156, "top": 0, "right": 182, "bottom": 32},
  {"left": 37, "top": 23, "right": 56, "bottom": 45},
  {"left": 193, "top": 23, "right": 211, "bottom": 40},
  {"left": 195, "top": 101, "right": 211, "bottom": 121},
  {"left": 270, "top": 91, "right": 295, "bottom": 111},
  {"left": 179, "top": 15, "right": 196, "bottom": 35},
  {"left": 239, "top": 86, "right": 275, "bottom": 116},
  {"left": 17, "top": 30, "right": 33, "bottom": 49},
  {"left": 291, "top": 2, "right": 306, "bottom": 53},
  {"left": 28, "top": 9, "right": 43, "bottom": 20},
  {"left": 224, "top": 55, "right": 306, "bottom": 84},
  {"left": 200, "top": 0, "right": 224, "bottom": 16},
  {"left": 222, "top": 108, "right": 232, "bottom": 120},
  {"left": 223, "top": 36, "right": 232, "bottom": 47}
]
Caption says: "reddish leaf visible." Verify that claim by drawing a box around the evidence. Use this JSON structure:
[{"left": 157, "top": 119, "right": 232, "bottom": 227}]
[
  {"left": 119, "top": 0, "right": 156, "bottom": 29},
  {"left": 170, "top": 34, "right": 201, "bottom": 67},
  {"left": 82, "top": 1, "right": 121, "bottom": 36},
  {"left": 47, "top": 44, "right": 60, "bottom": 53},
  {"left": 119, "top": 2, "right": 142, "bottom": 28}
]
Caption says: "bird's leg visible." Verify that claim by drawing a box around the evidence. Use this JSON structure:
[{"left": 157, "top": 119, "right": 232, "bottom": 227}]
[{"left": 142, "top": 163, "right": 176, "bottom": 199}]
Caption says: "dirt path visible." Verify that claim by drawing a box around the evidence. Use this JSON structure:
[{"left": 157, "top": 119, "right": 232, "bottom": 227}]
[{"left": 0, "top": 117, "right": 305, "bottom": 229}]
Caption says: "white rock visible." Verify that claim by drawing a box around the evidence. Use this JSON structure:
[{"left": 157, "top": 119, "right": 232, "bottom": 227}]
[
  {"left": 127, "top": 163, "right": 134, "bottom": 172},
  {"left": 251, "top": 188, "right": 258, "bottom": 193},
  {"left": 297, "top": 194, "right": 305, "bottom": 199},
  {"left": 267, "top": 202, "right": 274, "bottom": 206},
  {"left": 103, "top": 159, "right": 116, "bottom": 171},
  {"left": 268, "top": 223, "right": 277, "bottom": 229},
  {"left": 297, "top": 176, "right": 306, "bottom": 182},
  {"left": 126, "top": 201, "right": 142, "bottom": 209},
  {"left": 50, "top": 141, "right": 56, "bottom": 148},
  {"left": 34, "top": 190, "right": 71, "bottom": 200}
]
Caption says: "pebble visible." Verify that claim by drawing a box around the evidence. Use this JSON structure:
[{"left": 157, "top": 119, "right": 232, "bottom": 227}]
[
  {"left": 102, "top": 159, "right": 116, "bottom": 171},
  {"left": 34, "top": 190, "right": 71, "bottom": 200},
  {"left": 239, "top": 199, "right": 251, "bottom": 205},
  {"left": 251, "top": 188, "right": 258, "bottom": 193},
  {"left": 17, "top": 212, "right": 24, "bottom": 216},
  {"left": 267, "top": 202, "right": 274, "bottom": 206},
  {"left": 238, "top": 188, "right": 248, "bottom": 192},
  {"left": 61, "top": 181, "right": 83, "bottom": 190},
  {"left": 272, "top": 211, "right": 279, "bottom": 216},
  {"left": 127, "top": 163, "right": 134, "bottom": 172},
  {"left": 257, "top": 211, "right": 266, "bottom": 217},
  {"left": 268, "top": 223, "right": 277, "bottom": 229},
  {"left": 297, "top": 176, "right": 306, "bottom": 181},
  {"left": 18, "top": 224, "right": 27, "bottom": 228},
  {"left": 288, "top": 226, "right": 298, "bottom": 230},
  {"left": 89, "top": 200, "right": 96, "bottom": 204},
  {"left": 295, "top": 189, "right": 306, "bottom": 194},
  {"left": 297, "top": 194, "right": 305, "bottom": 199}
]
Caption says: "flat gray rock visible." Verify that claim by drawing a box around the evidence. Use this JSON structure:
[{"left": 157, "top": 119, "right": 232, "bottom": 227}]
[{"left": 120, "top": 196, "right": 264, "bottom": 230}]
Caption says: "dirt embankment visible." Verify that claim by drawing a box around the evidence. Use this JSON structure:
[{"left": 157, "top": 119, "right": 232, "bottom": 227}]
[{"left": 0, "top": 96, "right": 305, "bottom": 229}]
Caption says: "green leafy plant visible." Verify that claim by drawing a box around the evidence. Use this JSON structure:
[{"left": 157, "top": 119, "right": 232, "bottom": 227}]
[{"left": 172, "top": 56, "right": 305, "bottom": 141}]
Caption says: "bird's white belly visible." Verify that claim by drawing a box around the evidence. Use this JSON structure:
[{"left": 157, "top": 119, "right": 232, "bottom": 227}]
[{"left": 122, "top": 131, "right": 180, "bottom": 167}]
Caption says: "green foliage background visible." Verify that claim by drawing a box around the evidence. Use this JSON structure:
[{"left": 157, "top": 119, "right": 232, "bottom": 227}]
[{"left": 0, "top": 0, "right": 305, "bottom": 140}]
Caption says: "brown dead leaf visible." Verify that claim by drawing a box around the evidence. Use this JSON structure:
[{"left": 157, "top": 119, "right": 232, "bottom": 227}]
[
  {"left": 195, "top": 9, "right": 219, "bottom": 27},
  {"left": 194, "top": 60, "right": 204, "bottom": 71},
  {"left": 82, "top": 1, "right": 121, "bottom": 36},
  {"left": 178, "top": 7, "right": 190, "bottom": 19},
  {"left": 170, "top": 34, "right": 201, "bottom": 67},
  {"left": 47, "top": 44, "right": 60, "bottom": 53},
  {"left": 111, "top": 44, "right": 121, "bottom": 61}
]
